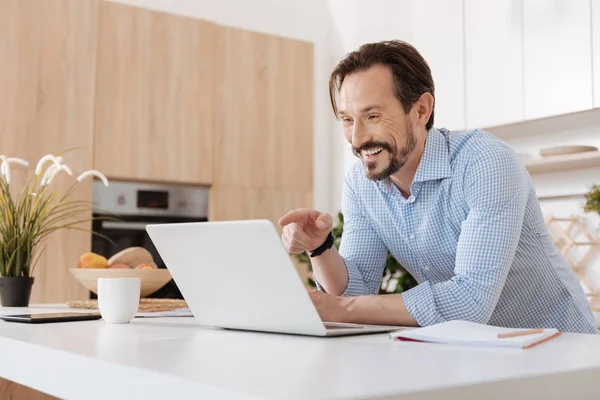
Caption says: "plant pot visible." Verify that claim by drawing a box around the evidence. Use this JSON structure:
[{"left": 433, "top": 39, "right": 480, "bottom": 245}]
[{"left": 0, "top": 277, "right": 34, "bottom": 307}]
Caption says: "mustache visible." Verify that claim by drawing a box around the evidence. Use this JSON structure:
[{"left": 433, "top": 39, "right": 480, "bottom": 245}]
[{"left": 352, "top": 141, "right": 394, "bottom": 157}]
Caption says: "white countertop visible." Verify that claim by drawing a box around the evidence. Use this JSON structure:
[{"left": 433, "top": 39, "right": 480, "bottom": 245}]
[{"left": 1, "top": 304, "right": 600, "bottom": 400}]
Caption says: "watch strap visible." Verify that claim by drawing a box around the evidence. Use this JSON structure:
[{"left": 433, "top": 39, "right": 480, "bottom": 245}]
[{"left": 309, "top": 231, "right": 334, "bottom": 258}]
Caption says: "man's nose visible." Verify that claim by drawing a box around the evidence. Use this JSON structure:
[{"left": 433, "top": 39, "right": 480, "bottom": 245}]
[{"left": 351, "top": 120, "right": 370, "bottom": 150}]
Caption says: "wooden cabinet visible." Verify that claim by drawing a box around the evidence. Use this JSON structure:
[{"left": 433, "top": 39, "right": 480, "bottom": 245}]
[
  {"left": 464, "top": 0, "right": 524, "bottom": 129},
  {"left": 212, "top": 26, "right": 313, "bottom": 192},
  {"left": 93, "top": 2, "right": 215, "bottom": 185},
  {"left": 0, "top": 378, "right": 56, "bottom": 400},
  {"left": 412, "top": 0, "right": 465, "bottom": 131},
  {"left": 0, "top": 0, "right": 99, "bottom": 303},
  {"left": 523, "top": 0, "right": 593, "bottom": 120},
  {"left": 210, "top": 187, "right": 313, "bottom": 227}
]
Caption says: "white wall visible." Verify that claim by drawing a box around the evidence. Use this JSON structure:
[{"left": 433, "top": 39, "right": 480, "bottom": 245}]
[{"left": 107, "top": 0, "right": 343, "bottom": 215}]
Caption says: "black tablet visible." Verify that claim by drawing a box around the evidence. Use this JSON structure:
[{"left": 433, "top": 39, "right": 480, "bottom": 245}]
[{"left": 0, "top": 312, "right": 102, "bottom": 324}]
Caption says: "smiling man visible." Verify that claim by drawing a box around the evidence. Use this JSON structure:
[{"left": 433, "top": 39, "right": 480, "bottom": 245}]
[{"left": 278, "top": 40, "right": 597, "bottom": 334}]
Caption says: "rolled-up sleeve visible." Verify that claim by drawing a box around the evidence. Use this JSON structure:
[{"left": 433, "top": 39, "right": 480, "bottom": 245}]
[
  {"left": 317, "top": 171, "right": 388, "bottom": 296},
  {"left": 402, "top": 144, "right": 528, "bottom": 326}
]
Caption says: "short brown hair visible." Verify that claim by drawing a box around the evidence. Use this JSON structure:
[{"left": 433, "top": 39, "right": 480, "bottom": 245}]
[{"left": 329, "top": 40, "right": 435, "bottom": 130}]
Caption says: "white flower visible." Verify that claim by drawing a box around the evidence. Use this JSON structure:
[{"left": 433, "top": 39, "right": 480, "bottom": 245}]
[
  {"left": 35, "top": 154, "right": 62, "bottom": 176},
  {"left": 40, "top": 164, "right": 58, "bottom": 187},
  {"left": 77, "top": 170, "right": 109, "bottom": 187},
  {"left": 0, "top": 156, "right": 10, "bottom": 185},
  {"left": 6, "top": 157, "right": 29, "bottom": 168},
  {"left": 41, "top": 164, "right": 73, "bottom": 187},
  {"left": 0, "top": 155, "right": 29, "bottom": 185},
  {"left": 57, "top": 164, "right": 72, "bottom": 176}
]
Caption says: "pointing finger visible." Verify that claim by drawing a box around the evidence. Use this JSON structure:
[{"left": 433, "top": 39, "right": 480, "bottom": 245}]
[{"left": 278, "top": 208, "right": 310, "bottom": 226}]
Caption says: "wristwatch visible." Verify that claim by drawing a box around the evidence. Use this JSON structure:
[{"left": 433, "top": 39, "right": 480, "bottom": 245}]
[{"left": 309, "top": 231, "right": 335, "bottom": 258}]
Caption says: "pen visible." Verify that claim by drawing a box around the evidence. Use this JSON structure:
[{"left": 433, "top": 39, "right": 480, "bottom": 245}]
[{"left": 497, "top": 328, "right": 544, "bottom": 339}]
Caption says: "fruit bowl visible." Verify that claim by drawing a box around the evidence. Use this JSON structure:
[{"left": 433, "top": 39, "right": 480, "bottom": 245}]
[{"left": 69, "top": 268, "right": 173, "bottom": 298}]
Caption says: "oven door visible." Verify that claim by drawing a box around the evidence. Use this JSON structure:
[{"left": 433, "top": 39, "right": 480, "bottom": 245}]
[{"left": 91, "top": 215, "right": 206, "bottom": 299}]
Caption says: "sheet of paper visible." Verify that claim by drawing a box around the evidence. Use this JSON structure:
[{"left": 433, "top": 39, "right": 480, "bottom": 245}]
[{"left": 390, "top": 320, "right": 559, "bottom": 348}]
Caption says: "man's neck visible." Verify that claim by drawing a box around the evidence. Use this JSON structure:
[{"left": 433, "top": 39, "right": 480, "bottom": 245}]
[{"left": 388, "top": 140, "right": 426, "bottom": 199}]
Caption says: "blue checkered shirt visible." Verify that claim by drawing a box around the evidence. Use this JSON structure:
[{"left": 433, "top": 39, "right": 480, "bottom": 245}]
[{"left": 334, "top": 127, "right": 597, "bottom": 334}]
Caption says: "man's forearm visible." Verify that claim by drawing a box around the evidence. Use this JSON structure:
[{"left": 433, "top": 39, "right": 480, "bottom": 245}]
[
  {"left": 340, "top": 293, "right": 419, "bottom": 326},
  {"left": 310, "top": 246, "right": 349, "bottom": 296}
]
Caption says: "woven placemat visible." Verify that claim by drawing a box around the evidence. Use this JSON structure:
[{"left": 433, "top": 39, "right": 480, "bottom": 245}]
[{"left": 66, "top": 298, "right": 188, "bottom": 313}]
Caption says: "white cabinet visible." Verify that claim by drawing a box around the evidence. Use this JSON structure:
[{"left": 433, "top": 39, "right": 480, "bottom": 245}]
[
  {"left": 523, "top": 0, "right": 593, "bottom": 120},
  {"left": 464, "top": 0, "right": 524, "bottom": 129},
  {"left": 412, "top": 0, "right": 465, "bottom": 131},
  {"left": 593, "top": 0, "right": 600, "bottom": 107}
]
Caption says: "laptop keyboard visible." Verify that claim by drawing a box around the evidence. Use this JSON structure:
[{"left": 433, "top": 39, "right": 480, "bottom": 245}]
[{"left": 324, "top": 323, "right": 365, "bottom": 330}]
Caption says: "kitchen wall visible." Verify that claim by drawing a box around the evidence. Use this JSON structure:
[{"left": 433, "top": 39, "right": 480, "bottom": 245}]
[{"left": 106, "top": 0, "right": 344, "bottom": 216}]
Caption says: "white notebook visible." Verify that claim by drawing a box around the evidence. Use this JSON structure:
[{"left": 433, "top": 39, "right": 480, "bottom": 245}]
[{"left": 390, "top": 320, "right": 561, "bottom": 349}]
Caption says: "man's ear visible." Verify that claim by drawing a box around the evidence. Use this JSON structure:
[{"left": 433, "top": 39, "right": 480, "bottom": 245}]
[{"left": 415, "top": 92, "right": 434, "bottom": 127}]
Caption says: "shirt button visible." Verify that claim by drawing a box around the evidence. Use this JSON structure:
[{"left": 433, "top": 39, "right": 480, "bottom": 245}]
[
  {"left": 424, "top": 266, "right": 430, "bottom": 271},
  {"left": 409, "top": 234, "right": 415, "bottom": 239}
]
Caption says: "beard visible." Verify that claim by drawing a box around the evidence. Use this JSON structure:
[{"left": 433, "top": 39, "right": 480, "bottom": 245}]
[{"left": 353, "top": 122, "right": 417, "bottom": 181}]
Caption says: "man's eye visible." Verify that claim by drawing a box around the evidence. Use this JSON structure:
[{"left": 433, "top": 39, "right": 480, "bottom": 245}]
[
  {"left": 368, "top": 114, "right": 379, "bottom": 120},
  {"left": 343, "top": 118, "right": 353, "bottom": 123}
]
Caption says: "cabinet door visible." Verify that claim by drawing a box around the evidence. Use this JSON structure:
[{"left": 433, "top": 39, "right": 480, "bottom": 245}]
[
  {"left": 464, "top": 0, "right": 524, "bottom": 129},
  {"left": 592, "top": 0, "right": 600, "bottom": 107},
  {"left": 412, "top": 0, "right": 465, "bottom": 131},
  {"left": 94, "top": 2, "right": 215, "bottom": 184},
  {"left": 213, "top": 26, "right": 313, "bottom": 192},
  {"left": 523, "top": 0, "right": 593, "bottom": 120},
  {"left": 0, "top": 0, "right": 98, "bottom": 303}
]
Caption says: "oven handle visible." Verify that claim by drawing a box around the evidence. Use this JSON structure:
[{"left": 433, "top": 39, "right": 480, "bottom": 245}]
[{"left": 101, "top": 221, "right": 152, "bottom": 231}]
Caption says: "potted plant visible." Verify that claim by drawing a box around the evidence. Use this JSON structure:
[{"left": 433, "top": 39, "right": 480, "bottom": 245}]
[
  {"left": 584, "top": 184, "right": 600, "bottom": 216},
  {"left": 294, "top": 211, "right": 418, "bottom": 294},
  {"left": 0, "top": 151, "right": 109, "bottom": 306}
]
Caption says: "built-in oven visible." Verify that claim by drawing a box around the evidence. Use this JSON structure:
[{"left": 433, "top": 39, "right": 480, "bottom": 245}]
[{"left": 90, "top": 180, "right": 209, "bottom": 299}]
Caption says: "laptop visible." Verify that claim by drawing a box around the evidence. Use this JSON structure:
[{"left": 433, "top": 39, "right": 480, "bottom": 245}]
[{"left": 146, "top": 219, "right": 407, "bottom": 337}]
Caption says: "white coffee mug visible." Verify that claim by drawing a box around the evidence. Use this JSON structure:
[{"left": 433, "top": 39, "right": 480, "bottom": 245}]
[{"left": 97, "top": 278, "right": 141, "bottom": 324}]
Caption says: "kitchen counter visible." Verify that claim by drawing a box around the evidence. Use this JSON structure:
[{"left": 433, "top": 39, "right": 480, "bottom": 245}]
[{"left": 1, "top": 304, "right": 600, "bottom": 400}]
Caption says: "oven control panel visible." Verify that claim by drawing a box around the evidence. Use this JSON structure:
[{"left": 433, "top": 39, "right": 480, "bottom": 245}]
[{"left": 92, "top": 180, "right": 209, "bottom": 218}]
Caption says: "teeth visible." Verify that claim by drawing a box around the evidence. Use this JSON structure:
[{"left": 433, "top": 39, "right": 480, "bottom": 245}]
[{"left": 363, "top": 147, "right": 383, "bottom": 156}]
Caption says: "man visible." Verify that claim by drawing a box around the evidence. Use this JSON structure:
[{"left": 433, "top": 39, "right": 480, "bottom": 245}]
[{"left": 279, "top": 40, "right": 597, "bottom": 334}]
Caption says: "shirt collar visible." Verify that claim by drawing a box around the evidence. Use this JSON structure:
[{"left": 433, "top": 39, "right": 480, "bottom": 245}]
[
  {"left": 375, "top": 127, "right": 451, "bottom": 197},
  {"left": 412, "top": 127, "right": 451, "bottom": 183}
]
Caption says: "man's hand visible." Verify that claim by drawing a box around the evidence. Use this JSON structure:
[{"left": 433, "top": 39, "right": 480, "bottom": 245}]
[
  {"left": 279, "top": 208, "right": 347, "bottom": 295},
  {"left": 278, "top": 208, "right": 333, "bottom": 254},
  {"left": 308, "top": 290, "right": 347, "bottom": 322}
]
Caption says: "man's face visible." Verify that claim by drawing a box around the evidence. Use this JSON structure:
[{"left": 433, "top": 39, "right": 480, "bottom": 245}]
[{"left": 338, "top": 65, "right": 417, "bottom": 181}]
